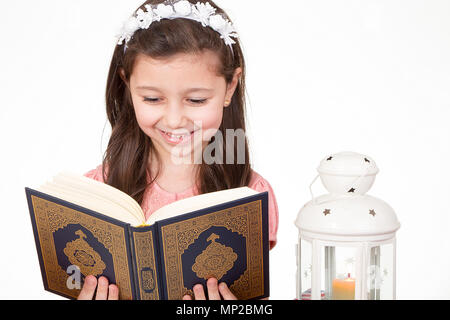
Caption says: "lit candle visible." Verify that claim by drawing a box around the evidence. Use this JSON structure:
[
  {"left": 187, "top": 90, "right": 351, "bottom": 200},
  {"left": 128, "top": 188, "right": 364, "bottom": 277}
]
[{"left": 332, "top": 273, "right": 355, "bottom": 300}]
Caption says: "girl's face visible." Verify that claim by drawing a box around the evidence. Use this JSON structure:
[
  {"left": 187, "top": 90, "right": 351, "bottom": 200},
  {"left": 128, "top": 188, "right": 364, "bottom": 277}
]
[{"left": 125, "top": 50, "right": 241, "bottom": 165}]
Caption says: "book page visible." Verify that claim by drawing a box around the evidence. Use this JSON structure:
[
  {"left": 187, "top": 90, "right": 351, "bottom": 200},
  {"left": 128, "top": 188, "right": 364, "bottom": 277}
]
[
  {"left": 56, "top": 172, "right": 144, "bottom": 220},
  {"left": 39, "top": 182, "right": 144, "bottom": 226},
  {"left": 38, "top": 172, "right": 145, "bottom": 226},
  {"left": 145, "top": 187, "right": 258, "bottom": 225}
]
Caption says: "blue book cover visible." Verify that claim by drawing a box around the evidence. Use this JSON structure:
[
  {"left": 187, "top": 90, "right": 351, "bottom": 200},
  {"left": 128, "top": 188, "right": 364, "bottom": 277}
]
[{"left": 25, "top": 187, "right": 269, "bottom": 300}]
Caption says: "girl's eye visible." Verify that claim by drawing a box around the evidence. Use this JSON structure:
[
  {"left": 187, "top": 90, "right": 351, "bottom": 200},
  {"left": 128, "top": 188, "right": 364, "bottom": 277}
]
[
  {"left": 143, "top": 97, "right": 160, "bottom": 103},
  {"left": 143, "top": 98, "right": 207, "bottom": 104},
  {"left": 189, "top": 99, "right": 207, "bottom": 104}
]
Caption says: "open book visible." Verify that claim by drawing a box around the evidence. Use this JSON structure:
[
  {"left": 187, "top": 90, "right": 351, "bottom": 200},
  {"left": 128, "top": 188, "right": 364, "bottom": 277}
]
[{"left": 25, "top": 172, "right": 269, "bottom": 300}]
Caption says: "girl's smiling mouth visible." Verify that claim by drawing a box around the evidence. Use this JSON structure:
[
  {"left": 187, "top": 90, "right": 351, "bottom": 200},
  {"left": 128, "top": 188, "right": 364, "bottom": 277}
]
[{"left": 158, "top": 129, "right": 196, "bottom": 145}]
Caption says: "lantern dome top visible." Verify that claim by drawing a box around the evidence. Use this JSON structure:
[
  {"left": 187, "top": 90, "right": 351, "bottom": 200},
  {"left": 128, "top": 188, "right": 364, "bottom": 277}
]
[
  {"left": 317, "top": 151, "right": 379, "bottom": 195},
  {"left": 318, "top": 151, "right": 379, "bottom": 176},
  {"left": 295, "top": 194, "right": 400, "bottom": 239},
  {"left": 296, "top": 151, "right": 400, "bottom": 241}
]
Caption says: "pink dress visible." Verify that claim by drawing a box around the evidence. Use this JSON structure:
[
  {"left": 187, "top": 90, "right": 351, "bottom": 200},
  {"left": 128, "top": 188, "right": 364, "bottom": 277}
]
[{"left": 85, "top": 165, "right": 279, "bottom": 249}]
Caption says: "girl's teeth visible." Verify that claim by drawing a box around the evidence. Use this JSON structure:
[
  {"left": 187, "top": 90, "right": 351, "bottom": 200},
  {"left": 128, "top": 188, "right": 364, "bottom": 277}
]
[
  {"left": 167, "top": 132, "right": 185, "bottom": 138},
  {"left": 163, "top": 130, "right": 192, "bottom": 141}
]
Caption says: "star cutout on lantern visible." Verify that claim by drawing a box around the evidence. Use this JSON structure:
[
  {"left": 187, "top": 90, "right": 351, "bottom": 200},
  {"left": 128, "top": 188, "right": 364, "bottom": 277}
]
[
  {"left": 327, "top": 156, "right": 333, "bottom": 161},
  {"left": 348, "top": 188, "right": 356, "bottom": 193},
  {"left": 369, "top": 209, "right": 376, "bottom": 217},
  {"left": 323, "top": 209, "right": 331, "bottom": 216}
]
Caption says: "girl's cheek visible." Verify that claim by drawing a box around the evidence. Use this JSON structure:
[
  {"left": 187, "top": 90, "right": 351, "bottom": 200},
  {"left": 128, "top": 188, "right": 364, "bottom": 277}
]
[
  {"left": 134, "top": 104, "right": 160, "bottom": 127},
  {"left": 191, "top": 106, "right": 224, "bottom": 129},
  {"left": 196, "top": 108, "right": 224, "bottom": 142}
]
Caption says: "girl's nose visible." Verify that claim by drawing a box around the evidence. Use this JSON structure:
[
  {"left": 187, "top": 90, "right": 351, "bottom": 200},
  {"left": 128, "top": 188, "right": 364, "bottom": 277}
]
[{"left": 164, "top": 101, "right": 186, "bottom": 129}]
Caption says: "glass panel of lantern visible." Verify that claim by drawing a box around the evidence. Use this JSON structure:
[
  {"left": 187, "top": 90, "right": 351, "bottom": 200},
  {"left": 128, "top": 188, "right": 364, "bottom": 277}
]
[
  {"left": 367, "top": 243, "right": 395, "bottom": 300},
  {"left": 298, "top": 238, "right": 313, "bottom": 300},
  {"left": 323, "top": 245, "right": 358, "bottom": 300}
]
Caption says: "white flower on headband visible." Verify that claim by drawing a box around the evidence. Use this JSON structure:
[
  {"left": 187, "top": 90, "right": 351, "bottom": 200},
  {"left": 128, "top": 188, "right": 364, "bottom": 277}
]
[
  {"left": 117, "top": 0, "right": 238, "bottom": 51},
  {"left": 209, "top": 14, "right": 238, "bottom": 46},
  {"left": 117, "top": 17, "right": 140, "bottom": 45},
  {"left": 137, "top": 6, "right": 154, "bottom": 29},
  {"left": 192, "top": 2, "right": 216, "bottom": 27},
  {"left": 174, "top": 0, "right": 192, "bottom": 16},
  {"left": 154, "top": 3, "right": 174, "bottom": 19},
  {"left": 209, "top": 14, "right": 227, "bottom": 31}
]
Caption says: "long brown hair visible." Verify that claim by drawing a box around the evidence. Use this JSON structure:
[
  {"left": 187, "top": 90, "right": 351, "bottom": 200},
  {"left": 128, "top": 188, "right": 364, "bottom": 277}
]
[{"left": 102, "top": 0, "right": 252, "bottom": 205}]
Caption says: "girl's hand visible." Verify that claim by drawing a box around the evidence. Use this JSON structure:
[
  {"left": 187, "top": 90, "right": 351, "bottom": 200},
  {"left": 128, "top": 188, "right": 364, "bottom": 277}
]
[
  {"left": 182, "top": 278, "right": 237, "bottom": 300},
  {"left": 77, "top": 275, "right": 119, "bottom": 300}
]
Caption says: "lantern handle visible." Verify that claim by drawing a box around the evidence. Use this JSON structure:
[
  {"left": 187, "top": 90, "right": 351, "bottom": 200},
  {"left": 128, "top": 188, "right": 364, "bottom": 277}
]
[
  {"left": 309, "top": 166, "right": 371, "bottom": 205},
  {"left": 309, "top": 174, "right": 320, "bottom": 205},
  {"left": 346, "top": 165, "right": 371, "bottom": 192}
]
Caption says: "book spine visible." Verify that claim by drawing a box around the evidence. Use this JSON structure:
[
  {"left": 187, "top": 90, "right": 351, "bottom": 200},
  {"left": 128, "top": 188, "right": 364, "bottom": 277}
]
[
  {"left": 127, "top": 225, "right": 140, "bottom": 300},
  {"left": 153, "top": 222, "right": 166, "bottom": 300},
  {"left": 25, "top": 188, "right": 50, "bottom": 293},
  {"left": 262, "top": 191, "right": 270, "bottom": 298}
]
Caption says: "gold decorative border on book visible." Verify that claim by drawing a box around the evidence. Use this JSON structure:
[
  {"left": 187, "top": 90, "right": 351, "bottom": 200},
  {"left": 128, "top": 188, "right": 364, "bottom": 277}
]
[
  {"left": 160, "top": 200, "right": 264, "bottom": 300},
  {"left": 133, "top": 229, "right": 160, "bottom": 300},
  {"left": 31, "top": 195, "right": 133, "bottom": 300}
]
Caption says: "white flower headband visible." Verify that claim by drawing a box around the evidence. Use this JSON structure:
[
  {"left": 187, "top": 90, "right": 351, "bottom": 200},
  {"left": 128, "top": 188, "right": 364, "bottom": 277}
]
[{"left": 117, "top": 0, "right": 238, "bottom": 53}]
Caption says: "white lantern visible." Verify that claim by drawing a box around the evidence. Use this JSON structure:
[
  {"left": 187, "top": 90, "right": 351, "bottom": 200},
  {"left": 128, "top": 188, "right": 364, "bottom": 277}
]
[{"left": 295, "top": 152, "right": 400, "bottom": 300}]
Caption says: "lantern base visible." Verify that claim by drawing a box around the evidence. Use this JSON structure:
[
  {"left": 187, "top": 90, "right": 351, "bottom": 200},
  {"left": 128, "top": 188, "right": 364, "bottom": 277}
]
[{"left": 300, "top": 289, "right": 326, "bottom": 300}]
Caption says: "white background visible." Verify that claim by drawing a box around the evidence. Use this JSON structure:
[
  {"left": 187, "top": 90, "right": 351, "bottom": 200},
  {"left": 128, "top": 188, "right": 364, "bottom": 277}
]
[{"left": 0, "top": 0, "right": 449, "bottom": 299}]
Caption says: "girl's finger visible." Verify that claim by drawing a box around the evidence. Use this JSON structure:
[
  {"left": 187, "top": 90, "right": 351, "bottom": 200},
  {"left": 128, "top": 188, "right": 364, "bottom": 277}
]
[
  {"left": 182, "top": 294, "right": 192, "bottom": 300},
  {"left": 193, "top": 284, "right": 206, "bottom": 300},
  {"left": 206, "top": 278, "right": 221, "bottom": 300},
  {"left": 95, "top": 276, "right": 109, "bottom": 300},
  {"left": 77, "top": 275, "right": 97, "bottom": 300},
  {"left": 108, "top": 284, "right": 119, "bottom": 300},
  {"left": 218, "top": 282, "right": 237, "bottom": 300}
]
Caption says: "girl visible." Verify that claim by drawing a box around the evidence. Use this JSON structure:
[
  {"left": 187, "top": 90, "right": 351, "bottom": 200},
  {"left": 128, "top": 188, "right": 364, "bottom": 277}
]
[{"left": 78, "top": 0, "right": 279, "bottom": 300}]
